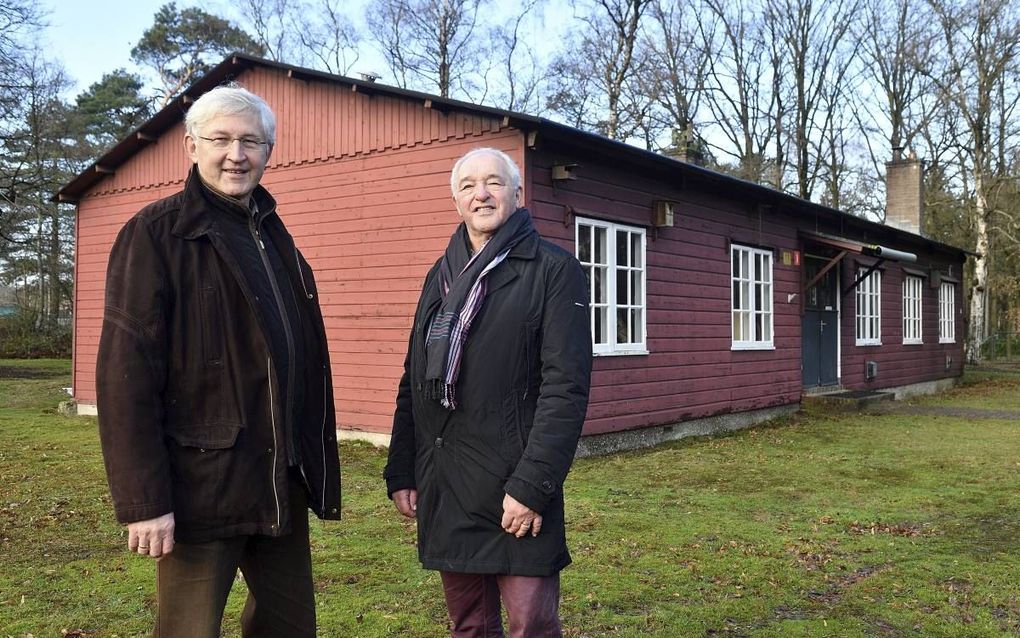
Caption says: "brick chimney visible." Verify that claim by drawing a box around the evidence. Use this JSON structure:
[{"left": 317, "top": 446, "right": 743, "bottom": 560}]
[{"left": 885, "top": 147, "right": 925, "bottom": 235}]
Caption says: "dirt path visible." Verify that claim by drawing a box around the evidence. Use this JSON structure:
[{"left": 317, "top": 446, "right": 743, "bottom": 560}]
[{"left": 867, "top": 403, "right": 1020, "bottom": 421}]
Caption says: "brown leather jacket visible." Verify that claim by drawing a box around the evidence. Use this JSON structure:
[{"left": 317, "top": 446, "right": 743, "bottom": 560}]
[{"left": 96, "top": 171, "right": 341, "bottom": 543}]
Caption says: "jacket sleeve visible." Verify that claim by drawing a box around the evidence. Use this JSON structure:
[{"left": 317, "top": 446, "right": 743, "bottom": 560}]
[
  {"left": 384, "top": 328, "right": 417, "bottom": 498},
  {"left": 504, "top": 255, "right": 593, "bottom": 512},
  {"left": 385, "top": 268, "right": 440, "bottom": 498},
  {"left": 96, "top": 216, "right": 173, "bottom": 524}
]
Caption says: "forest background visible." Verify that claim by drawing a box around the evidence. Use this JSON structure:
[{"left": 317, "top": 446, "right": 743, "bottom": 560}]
[{"left": 1, "top": 0, "right": 1017, "bottom": 362}]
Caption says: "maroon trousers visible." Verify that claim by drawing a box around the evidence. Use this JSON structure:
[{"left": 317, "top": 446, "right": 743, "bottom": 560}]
[{"left": 440, "top": 571, "right": 562, "bottom": 638}]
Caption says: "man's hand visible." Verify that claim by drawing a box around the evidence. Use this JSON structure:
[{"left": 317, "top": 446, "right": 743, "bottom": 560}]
[
  {"left": 392, "top": 488, "right": 418, "bottom": 518},
  {"left": 502, "top": 493, "right": 542, "bottom": 538},
  {"left": 127, "top": 512, "right": 175, "bottom": 559}
]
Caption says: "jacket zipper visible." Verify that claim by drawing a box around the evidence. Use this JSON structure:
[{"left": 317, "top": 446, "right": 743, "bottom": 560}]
[
  {"left": 250, "top": 218, "right": 298, "bottom": 466},
  {"left": 267, "top": 355, "right": 282, "bottom": 530}
]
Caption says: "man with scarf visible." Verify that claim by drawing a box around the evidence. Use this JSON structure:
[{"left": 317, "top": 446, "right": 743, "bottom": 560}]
[{"left": 385, "top": 147, "right": 593, "bottom": 637}]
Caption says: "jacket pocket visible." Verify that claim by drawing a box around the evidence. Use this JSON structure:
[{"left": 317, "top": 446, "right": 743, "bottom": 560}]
[
  {"left": 501, "top": 392, "right": 526, "bottom": 461},
  {"left": 166, "top": 424, "right": 242, "bottom": 524},
  {"left": 198, "top": 286, "right": 224, "bottom": 366},
  {"left": 167, "top": 423, "right": 242, "bottom": 449}
]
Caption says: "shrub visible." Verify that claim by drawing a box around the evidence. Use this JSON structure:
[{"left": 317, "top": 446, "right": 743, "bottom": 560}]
[{"left": 0, "top": 311, "right": 72, "bottom": 358}]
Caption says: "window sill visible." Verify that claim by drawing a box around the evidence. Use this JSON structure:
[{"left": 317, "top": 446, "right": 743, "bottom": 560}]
[
  {"left": 903, "top": 340, "right": 923, "bottom": 346},
  {"left": 855, "top": 340, "right": 882, "bottom": 347},
  {"left": 593, "top": 349, "right": 650, "bottom": 357},
  {"left": 731, "top": 344, "right": 776, "bottom": 351},
  {"left": 939, "top": 338, "right": 956, "bottom": 344}
]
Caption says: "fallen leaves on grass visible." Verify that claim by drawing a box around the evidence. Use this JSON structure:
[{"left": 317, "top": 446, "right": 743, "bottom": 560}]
[{"left": 848, "top": 520, "right": 939, "bottom": 537}]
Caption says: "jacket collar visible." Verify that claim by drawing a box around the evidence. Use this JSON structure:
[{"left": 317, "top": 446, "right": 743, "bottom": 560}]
[
  {"left": 481, "top": 228, "right": 540, "bottom": 295},
  {"left": 172, "top": 165, "right": 277, "bottom": 239}
]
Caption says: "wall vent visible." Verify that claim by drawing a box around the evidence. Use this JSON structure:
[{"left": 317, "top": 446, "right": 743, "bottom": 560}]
[{"left": 865, "top": 360, "right": 878, "bottom": 380}]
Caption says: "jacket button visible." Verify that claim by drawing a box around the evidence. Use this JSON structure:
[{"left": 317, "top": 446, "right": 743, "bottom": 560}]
[
  {"left": 199, "top": 448, "right": 206, "bottom": 453},
  {"left": 542, "top": 480, "right": 554, "bottom": 492},
  {"left": 434, "top": 437, "right": 444, "bottom": 448},
  {"left": 267, "top": 448, "right": 273, "bottom": 454}
]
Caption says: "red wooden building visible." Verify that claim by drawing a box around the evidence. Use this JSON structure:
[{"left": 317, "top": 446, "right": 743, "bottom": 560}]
[{"left": 59, "top": 54, "right": 969, "bottom": 452}]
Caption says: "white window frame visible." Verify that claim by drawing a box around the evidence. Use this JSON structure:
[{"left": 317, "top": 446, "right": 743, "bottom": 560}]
[
  {"left": 902, "top": 275, "right": 923, "bottom": 345},
  {"left": 575, "top": 217, "right": 648, "bottom": 356},
  {"left": 939, "top": 282, "right": 956, "bottom": 343},
  {"left": 855, "top": 268, "right": 882, "bottom": 346},
  {"left": 730, "top": 244, "right": 774, "bottom": 350}
]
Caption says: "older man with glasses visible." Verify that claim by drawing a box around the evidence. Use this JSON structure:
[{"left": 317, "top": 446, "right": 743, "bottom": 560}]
[{"left": 96, "top": 83, "right": 340, "bottom": 637}]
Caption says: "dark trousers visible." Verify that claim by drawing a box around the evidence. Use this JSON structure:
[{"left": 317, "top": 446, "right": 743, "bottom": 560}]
[
  {"left": 153, "top": 477, "right": 315, "bottom": 638},
  {"left": 440, "top": 571, "right": 562, "bottom": 638}
]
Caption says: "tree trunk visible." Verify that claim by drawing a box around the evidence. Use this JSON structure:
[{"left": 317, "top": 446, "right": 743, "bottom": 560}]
[{"left": 967, "top": 169, "right": 990, "bottom": 363}]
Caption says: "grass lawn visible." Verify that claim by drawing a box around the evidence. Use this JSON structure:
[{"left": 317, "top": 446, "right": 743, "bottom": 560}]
[{"left": 1, "top": 359, "right": 1018, "bottom": 637}]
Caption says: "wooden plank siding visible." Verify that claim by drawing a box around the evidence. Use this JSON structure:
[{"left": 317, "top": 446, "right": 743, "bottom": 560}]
[
  {"left": 70, "top": 56, "right": 968, "bottom": 444},
  {"left": 526, "top": 147, "right": 803, "bottom": 437},
  {"left": 73, "top": 64, "right": 520, "bottom": 435},
  {"left": 839, "top": 255, "right": 964, "bottom": 389}
]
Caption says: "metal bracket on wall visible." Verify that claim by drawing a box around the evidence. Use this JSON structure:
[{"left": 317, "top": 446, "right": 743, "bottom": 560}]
[
  {"left": 802, "top": 250, "right": 847, "bottom": 294},
  {"left": 843, "top": 258, "right": 886, "bottom": 297}
]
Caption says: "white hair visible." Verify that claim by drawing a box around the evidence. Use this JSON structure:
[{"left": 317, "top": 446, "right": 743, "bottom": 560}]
[
  {"left": 450, "top": 147, "right": 522, "bottom": 196},
  {"left": 185, "top": 82, "right": 277, "bottom": 145}
]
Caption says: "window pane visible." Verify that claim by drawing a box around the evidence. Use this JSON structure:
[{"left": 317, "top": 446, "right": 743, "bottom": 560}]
[
  {"left": 595, "top": 307, "right": 606, "bottom": 344},
  {"left": 617, "top": 231, "right": 629, "bottom": 267},
  {"left": 595, "top": 227, "right": 607, "bottom": 264},
  {"left": 594, "top": 267, "right": 606, "bottom": 303},
  {"left": 632, "top": 309, "right": 642, "bottom": 341},
  {"left": 733, "top": 281, "right": 741, "bottom": 309},
  {"left": 578, "top": 225, "right": 591, "bottom": 262},
  {"left": 617, "top": 269, "right": 629, "bottom": 305},
  {"left": 632, "top": 234, "right": 642, "bottom": 268},
  {"left": 632, "top": 271, "right": 642, "bottom": 305},
  {"left": 617, "top": 308, "right": 629, "bottom": 343}
]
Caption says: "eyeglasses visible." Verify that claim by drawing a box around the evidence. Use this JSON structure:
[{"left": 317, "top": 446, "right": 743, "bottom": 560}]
[{"left": 196, "top": 135, "right": 269, "bottom": 151}]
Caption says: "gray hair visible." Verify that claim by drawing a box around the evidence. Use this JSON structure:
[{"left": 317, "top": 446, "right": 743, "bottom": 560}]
[
  {"left": 185, "top": 82, "right": 277, "bottom": 145},
  {"left": 450, "top": 147, "right": 522, "bottom": 196}
]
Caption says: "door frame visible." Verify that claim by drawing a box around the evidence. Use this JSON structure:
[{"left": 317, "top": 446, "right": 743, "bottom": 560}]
[{"left": 802, "top": 253, "right": 842, "bottom": 388}]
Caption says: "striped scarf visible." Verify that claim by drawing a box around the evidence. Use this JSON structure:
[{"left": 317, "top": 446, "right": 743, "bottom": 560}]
[{"left": 424, "top": 208, "right": 536, "bottom": 409}]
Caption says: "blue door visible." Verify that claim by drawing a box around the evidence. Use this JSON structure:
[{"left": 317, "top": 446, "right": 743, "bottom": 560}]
[{"left": 802, "top": 257, "right": 839, "bottom": 388}]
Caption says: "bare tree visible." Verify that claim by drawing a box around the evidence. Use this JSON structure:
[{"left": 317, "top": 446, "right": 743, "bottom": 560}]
[
  {"left": 366, "top": 0, "right": 483, "bottom": 98},
  {"left": 547, "top": 0, "right": 649, "bottom": 141},
  {"left": 765, "top": 0, "right": 862, "bottom": 200},
  {"left": 922, "top": 0, "right": 1020, "bottom": 362},
  {"left": 699, "top": 0, "right": 787, "bottom": 182},
  {"left": 637, "top": 0, "right": 709, "bottom": 157},
  {"left": 850, "top": 0, "right": 940, "bottom": 222},
  {"left": 0, "top": 49, "right": 79, "bottom": 329},
  {"left": 238, "top": 0, "right": 361, "bottom": 74},
  {"left": 478, "top": 0, "right": 546, "bottom": 113}
]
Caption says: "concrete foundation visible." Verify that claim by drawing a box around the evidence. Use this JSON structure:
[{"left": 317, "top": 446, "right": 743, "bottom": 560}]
[{"left": 575, "top": 404, "right": 800, "bottom": 458}]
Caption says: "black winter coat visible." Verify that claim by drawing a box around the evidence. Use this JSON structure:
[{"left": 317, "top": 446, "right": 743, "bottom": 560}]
[
  {"left": 385, "top": 231, "right": 593, "bottom": 576},
  {"left": 96, "top": 170, "right": 341, "bottom": 543}
]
